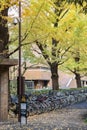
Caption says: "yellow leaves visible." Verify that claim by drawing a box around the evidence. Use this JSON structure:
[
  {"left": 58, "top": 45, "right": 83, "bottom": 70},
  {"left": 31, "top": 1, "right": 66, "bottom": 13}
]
[
  {"left": 23, "top": 0, "right": 56, "bottom": 24},
  {"left": 23, "top": 8, "right": 33, "bottom": 17},
  {"left": 23, "top": 1, "right": 76, "bottom": 47},
  {"left": 1, "top": 15, "right": 12, "bottom": 22},
  {"left": 17, "top": 0, "right": 87, "bottom": 49},
  {"left": 60, "top": 7, "right": 75, "bottom": 24},
  {"left": 72, "top": 14, "right": 87, "bottom": 47},
  {"left": 0, "top": 0, "right": 18, "bottom": 10}
]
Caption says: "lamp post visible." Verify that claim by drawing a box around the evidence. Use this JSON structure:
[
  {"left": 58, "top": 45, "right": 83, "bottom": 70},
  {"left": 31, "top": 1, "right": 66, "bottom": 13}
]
[
  {"left": 18, "top": 1, "right": 25, "bottom": 122},
  {"left": 13, "top": 1, "right": 25, "bottom": 122},
  {"left": 17, "top": 0, "right": 22, "bottom": 122}
]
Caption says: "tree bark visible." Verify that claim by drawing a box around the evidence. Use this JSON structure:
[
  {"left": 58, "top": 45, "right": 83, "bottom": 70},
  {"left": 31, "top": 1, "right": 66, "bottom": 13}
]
[
  {"left": 0, "top": 7, "right": 9, "bottom": 114},
  {"left": 36, "top": 41, "right": 59, "bottom": 90},
  {"left": 50, "top": 63, "right": 59, "bottom": 90},
  {"left": 0, "top": 8, "right": 9, "bottom": 57},
  {"left": 75, "top": 72, "right": 81, "bottom": 88},
  {"left": 74, "top": 50, "right": 81, "bottom": 88}
]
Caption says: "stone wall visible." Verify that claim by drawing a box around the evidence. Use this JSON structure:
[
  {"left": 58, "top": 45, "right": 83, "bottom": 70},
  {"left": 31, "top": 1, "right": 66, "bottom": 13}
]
[{"left": 26, "top": 88, "right": 87, "bottom": 116}]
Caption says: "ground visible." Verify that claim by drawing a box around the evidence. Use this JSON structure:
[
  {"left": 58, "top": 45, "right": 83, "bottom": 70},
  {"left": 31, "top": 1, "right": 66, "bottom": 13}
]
[{"left": 0, "top": 101, "right": 87, "bottom": 130}]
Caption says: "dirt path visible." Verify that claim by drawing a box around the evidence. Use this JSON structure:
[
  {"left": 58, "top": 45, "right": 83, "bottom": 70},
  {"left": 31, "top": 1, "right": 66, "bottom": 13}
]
[
  {"left": 28, "top": 107, "right": 87, "bottom": 129},
  {"left": 0, "top": 102, "right": 87, "bottom": 130}
]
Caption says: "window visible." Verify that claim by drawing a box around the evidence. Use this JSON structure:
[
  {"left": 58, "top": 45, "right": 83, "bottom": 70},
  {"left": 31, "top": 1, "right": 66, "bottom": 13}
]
[{"left": 25, "top": 80, "right": 34, "bottom": 89}]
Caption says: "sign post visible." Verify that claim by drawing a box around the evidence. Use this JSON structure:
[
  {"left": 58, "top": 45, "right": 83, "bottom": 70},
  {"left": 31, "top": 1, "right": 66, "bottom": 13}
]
[{"left": 20, "top": 95, "right": 27, "bottom": 125}]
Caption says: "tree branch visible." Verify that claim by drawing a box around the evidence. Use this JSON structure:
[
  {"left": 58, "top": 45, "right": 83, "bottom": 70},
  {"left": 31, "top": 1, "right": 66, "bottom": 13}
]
[
  {"left": 36, "top": 40, "right": 51, "bottom": 65},
  {"left": 61, "top": 43, "right": 74, "bottom": 59},
  {"left": 29, "top": 1, "right": 45, "bottom": 31}
]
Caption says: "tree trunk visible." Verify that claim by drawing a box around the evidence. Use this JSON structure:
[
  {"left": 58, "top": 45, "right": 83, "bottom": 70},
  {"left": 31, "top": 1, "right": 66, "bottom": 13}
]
[
  {"left": 0, "top": 7, "right": 9, "bottom": 113},
  {"left": 74, "top": 52, "right": 81, "bottom": 88},
  {"left": 75, "top": 73, "right": 81, "bottom": 88},
  {"left": 0, "top": 8, "right": 9, "bottom": 57},
  {"left": 50, "top": 63, "right": 59, "bottom": 90}
]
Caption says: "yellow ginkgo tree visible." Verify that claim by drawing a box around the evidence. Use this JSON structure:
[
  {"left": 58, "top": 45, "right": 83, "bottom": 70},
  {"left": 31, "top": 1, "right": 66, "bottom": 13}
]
[
  {"left": 1, "top": 0, "right": 87, "bottom": 90},
  {"left": 22, "top": 0, "right": 82, "bottom": 90},
  {"left": 62, "top": 13, "right": 87, "bottom": 88}
]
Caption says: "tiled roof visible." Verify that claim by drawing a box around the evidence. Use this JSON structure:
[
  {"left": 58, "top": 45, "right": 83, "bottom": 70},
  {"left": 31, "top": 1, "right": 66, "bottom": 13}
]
[{"left": 24, "top": 68, "right": 51, "bottom": 80}]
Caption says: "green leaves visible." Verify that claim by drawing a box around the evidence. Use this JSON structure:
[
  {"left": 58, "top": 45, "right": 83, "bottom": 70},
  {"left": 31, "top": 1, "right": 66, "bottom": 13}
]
[{"left": 62, "top": 12, "right": 87, "bottom": 75}]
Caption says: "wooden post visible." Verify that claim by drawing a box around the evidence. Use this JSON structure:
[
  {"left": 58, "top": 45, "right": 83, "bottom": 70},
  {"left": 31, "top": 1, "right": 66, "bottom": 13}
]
[
  {"left": 0, "top": 69, "right": 8, "bottom": 121},
  {"left": 0, "top": 59, "right": 18, "bottom": 121}
]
